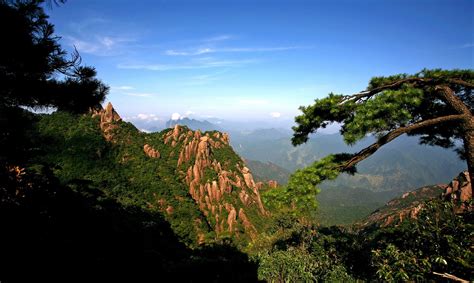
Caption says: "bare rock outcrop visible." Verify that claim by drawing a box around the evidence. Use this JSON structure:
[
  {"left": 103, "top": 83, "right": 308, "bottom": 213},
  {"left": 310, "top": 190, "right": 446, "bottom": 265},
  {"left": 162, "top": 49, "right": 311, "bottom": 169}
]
[
  {"left": 443, "top": 171, "right": 472, "bottom": 212},
  {"left": 173, "top": 127, "right": 268, "bottom": 238},
  {"left": 361, "top": 172, "right": 473, "bottom": 228},
  {"left": 443, "top": 171, "right": 472, "bottom": 203},
  {"left": 267, "top": 180, "right": 278, "bottom": 189},
  {"left": 143, "top": 144, "right": 160, "bottom": 158},
  {"left": 92, "top": 102, "right": 122, "bottom": 141}
]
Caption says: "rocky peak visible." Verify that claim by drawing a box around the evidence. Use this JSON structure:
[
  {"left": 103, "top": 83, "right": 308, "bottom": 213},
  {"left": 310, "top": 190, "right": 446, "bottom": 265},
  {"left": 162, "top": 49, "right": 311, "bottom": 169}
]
[
  {"left": 443, "top": 171, "right": 472, "bottom": 212},
  {"left": 167, "top": 126, "right": 268, "bottom": 239},
  {"left": 92, "top": 102, "right": 122, "bottom": 141},
  {"left": 143, "top": 144, "right": 160, "bottom": 158}
]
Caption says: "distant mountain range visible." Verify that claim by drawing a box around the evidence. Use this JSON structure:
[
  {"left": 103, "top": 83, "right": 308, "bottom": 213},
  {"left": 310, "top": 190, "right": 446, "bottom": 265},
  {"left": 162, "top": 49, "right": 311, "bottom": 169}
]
[
  {"left": 229, "top": 128, "right": 466, "bottom": 192},
  {"left": 165, "top": 118, "right": 221, "bottom": 132}
]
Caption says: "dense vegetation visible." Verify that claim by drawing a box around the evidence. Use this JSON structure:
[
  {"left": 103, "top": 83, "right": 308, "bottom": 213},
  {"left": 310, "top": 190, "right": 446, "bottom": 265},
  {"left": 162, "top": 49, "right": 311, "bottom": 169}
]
[{"left": 252, "top": 198, "right": 473, "bottom": 282}]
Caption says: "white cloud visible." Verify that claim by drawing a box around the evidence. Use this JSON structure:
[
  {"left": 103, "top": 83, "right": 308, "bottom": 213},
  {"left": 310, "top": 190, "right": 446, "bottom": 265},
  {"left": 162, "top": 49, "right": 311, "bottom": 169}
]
[
  {"left": 185, "top": 110, "right": 195, "bottom": 116},
  {"left": 270, "top": 112, "right": 281, "bottom": 118},
  {"left": 171, "top": 113, "right": 181, "bottom": 120},
  {"left": 125, "top": 92, "right": 154, "bottom": 97},
  {"left": 111, "top": 86, "right": 134, "bottom": 90},
  {"left": 125, "top": 113, "right": 162, "bottom": 122}
]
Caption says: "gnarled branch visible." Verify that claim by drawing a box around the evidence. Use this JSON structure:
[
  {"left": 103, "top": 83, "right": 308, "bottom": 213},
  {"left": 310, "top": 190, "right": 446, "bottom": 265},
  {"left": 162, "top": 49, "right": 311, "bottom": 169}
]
[
  {"left": 340, "top": 77, "right": 473, "bottom": 105},
  {"left": 338, "top": 114, "right": 466, "bottom": 171}
]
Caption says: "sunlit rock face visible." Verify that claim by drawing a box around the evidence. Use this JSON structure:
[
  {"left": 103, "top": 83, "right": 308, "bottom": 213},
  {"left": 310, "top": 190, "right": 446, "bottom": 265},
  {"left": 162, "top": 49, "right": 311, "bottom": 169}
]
[
  {"left": 92, "top": 102, "right": 122, "bottom": 141},
  {"left": 361, "top": 171, "right": 473, "bottom": 228},
  {"left": 443, "top": 171, "right": 472, "bottom": 212},
  {"left": 165, "top": 124, "right": 268, "bottom": 239},
  {"left": 143, "top": 144, "right": 160, "bottom": 158}
]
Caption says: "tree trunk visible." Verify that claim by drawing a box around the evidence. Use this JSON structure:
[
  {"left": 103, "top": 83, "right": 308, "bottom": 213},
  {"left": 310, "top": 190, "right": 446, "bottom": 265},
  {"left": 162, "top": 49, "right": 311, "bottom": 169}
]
[{"left": 463, "top": 116, "right": 474, "bottom": 197}]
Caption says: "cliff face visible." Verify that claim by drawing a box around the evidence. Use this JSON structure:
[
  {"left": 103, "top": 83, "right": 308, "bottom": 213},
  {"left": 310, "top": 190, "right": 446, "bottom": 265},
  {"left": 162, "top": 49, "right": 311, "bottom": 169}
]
[{"left": 163, "top": 125, "right": 267, "bottom": 239}]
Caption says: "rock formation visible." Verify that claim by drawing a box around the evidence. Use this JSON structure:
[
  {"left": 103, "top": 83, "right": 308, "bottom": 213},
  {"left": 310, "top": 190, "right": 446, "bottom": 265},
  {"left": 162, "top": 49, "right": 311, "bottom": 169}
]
[
  {"left": 267, "top": 180, "right": 278, "bottom": 189},
  {"left": 360, "top": 185, "right": 446, "bottom": 228},
  {"left": 167, "top": 124, "right": 268, "bottom": 238},
  {"left": 92, "top": 106, "right": 269, "bottom": 241},
  {"left": 443, "top": 171, "right": 472, "bottom": 212},
  {"left": 143, "top": 144, "right": 160, "bottom": 158},
  {"left": 443, "top": 171, "right": 472, "bottom": 203},
  {"left": 361, "top": 172, "right": 474, "bottom": 228},
  {"left": 92, "top": 102, "right": 122, "bottom": 141}
]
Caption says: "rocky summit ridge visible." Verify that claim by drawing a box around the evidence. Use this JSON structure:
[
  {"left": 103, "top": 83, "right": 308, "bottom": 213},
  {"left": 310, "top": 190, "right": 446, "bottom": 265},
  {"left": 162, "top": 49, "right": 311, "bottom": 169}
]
[
  {"left": 360, "top": 171, "right": 472, "bottom": 228},
  {"left": 90, "top": 102, "right": 277, "bottom": 242}
]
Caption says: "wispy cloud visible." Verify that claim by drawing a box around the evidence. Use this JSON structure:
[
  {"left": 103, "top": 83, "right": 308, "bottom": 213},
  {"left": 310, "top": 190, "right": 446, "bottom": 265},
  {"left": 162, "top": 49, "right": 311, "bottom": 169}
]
[
  {"left": 118, "top": 58, "right": 257, "bottom": 71},
  {"left": 110, "top": 85, "right": 155, "bottom": 98},
  {"left": 64, "top": 18, "right": 137, "bottom": 56},
  {"left": 125, "top": 92, "right": 155, "bottom": 97},
  {"left": 111, "top": 86, "right": 134, "bottom": 90},
  {"left": 165, "top": 48, "right": 213, "bottom": 56},
  {"left": 165, "top": 46, "right": 307, "bottom": 56},
  {"left": 66, "top": 35, "right": 135, "bottom": 56},
  {"left": 459, "top": 43, "right": 474, "bottom": 48},
  {"left": 203, "top": 34, "right": 235, "bottom": 42},
  {"left": 184, "top": 70, "right": 227, "bottom": 85}
]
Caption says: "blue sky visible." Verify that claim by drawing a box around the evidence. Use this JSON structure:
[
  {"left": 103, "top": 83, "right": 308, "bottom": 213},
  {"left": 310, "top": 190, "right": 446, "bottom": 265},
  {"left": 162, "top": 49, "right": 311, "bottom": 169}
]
[{"left": 48, "top": 0, "right": 473, "bottom": 126}]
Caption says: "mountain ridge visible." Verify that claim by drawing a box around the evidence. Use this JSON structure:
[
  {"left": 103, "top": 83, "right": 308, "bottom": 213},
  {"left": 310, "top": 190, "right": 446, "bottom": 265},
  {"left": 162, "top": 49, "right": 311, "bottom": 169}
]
[{"left": 57, "top": 102, "right": 276, "bottom": 245}]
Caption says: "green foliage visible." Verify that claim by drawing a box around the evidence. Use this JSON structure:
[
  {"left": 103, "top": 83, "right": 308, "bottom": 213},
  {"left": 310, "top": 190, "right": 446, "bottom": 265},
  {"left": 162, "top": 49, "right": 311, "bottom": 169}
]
[
  {"left": 263, "top": 154, "right": 355, "bottom": 216},
  {"left": 255, "top": 223, "right": 356, "bottom": 282},
  {"left": 361, "top": 199, "right": 473, "bottom": 281},
  {"left": 371, "top": 244, "right": 431, "bottom": 281},
  {"left": 257, "top": 249, "right": 317, "bottom": 282},
  {"left": 30, "top": 111, "right": 209, "bottom": 246}
]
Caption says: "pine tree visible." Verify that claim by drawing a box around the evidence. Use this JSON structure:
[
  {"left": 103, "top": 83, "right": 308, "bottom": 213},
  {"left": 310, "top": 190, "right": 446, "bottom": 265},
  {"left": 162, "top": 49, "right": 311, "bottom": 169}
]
[{"left": 291, "top": 69, "right": 473, "bottom": 197}]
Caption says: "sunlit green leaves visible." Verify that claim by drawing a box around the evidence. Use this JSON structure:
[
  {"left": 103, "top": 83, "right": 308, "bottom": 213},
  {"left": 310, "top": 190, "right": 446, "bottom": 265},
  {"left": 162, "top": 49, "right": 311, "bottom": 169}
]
[{"left": 262, "top": 154, "right": 354, "bottom": 217}]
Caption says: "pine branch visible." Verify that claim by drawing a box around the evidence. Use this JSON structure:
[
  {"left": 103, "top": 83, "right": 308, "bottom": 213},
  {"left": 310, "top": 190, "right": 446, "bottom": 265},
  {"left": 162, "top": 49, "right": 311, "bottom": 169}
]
[
  {"left": 339, "top": 77, "right": 474, "bottom": 105},
  {"left": 338, "top": 114, "right": 466, "bottom": 171}
]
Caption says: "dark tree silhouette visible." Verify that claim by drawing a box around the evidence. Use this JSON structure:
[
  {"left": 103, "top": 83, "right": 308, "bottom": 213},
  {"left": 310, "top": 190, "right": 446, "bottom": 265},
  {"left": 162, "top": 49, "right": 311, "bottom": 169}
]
[
  {"left": 0, "top": 0, "right": 108, "bottom": 112},
  {"left": 0, "top": 0, "right": 108, "bottom": 165}
]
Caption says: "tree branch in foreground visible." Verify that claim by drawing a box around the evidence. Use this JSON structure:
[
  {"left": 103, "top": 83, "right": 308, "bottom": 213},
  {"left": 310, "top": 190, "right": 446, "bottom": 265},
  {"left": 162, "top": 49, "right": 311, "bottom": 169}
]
[
  {"left": 337, "top": 114, "right": 466, "bottom": 171},
  {"left": 432, "top": 272, "right": 469, "bottom": 283},
  {"left": 340, "top": 77, "right": 473, "bottom": 105}
]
